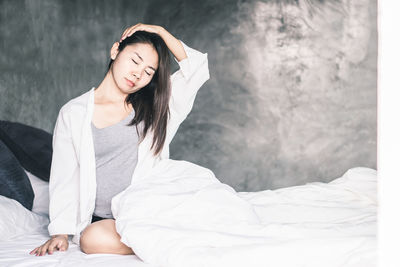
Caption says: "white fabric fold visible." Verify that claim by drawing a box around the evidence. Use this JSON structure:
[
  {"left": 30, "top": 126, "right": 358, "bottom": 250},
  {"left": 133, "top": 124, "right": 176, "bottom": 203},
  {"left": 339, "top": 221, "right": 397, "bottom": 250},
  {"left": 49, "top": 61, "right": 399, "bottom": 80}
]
[{"left": 112, "top": 165, "right": 376, "bottom": 267}]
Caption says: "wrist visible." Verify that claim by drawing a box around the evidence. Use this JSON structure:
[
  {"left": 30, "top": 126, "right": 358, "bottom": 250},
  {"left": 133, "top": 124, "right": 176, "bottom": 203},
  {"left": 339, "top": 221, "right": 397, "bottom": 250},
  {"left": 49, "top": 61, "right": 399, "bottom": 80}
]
[
  {"left": 156, "top": 25, "right": 166, "bottom": 35},
  {"left": 52, "top": 234, "right": 68, "bottom": 239}
]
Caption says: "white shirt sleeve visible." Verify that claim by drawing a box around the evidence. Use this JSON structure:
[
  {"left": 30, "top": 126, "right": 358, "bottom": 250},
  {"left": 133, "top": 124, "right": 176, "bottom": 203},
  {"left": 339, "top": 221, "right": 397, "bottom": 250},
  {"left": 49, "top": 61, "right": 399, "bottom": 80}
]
[
  {"left": 169, "top": 40, "right": 210, "bottom": 124},
  {"left": 47, "top": 106, "right": 80, "bottom": 236}
]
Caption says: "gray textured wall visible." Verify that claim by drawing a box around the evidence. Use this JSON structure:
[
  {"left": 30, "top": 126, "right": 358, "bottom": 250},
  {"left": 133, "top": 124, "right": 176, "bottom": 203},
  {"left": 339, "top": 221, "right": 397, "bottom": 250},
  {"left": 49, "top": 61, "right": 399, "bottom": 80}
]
[{"left": 0, "top": 0, "right": 376, "bottom": 191}]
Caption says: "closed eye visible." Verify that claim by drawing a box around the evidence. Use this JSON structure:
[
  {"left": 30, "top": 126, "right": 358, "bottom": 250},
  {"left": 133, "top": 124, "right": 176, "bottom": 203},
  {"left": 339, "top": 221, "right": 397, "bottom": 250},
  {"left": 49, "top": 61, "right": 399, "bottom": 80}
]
[{"left": 132, "top": 58, "right": 153, "bottom": 76}]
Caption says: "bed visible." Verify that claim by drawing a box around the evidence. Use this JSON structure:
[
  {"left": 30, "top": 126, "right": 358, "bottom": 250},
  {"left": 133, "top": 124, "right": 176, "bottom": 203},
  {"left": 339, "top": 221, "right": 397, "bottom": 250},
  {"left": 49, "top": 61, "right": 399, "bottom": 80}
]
[{"left": 0, "top": 166, "right": 376, "bottom": 267}]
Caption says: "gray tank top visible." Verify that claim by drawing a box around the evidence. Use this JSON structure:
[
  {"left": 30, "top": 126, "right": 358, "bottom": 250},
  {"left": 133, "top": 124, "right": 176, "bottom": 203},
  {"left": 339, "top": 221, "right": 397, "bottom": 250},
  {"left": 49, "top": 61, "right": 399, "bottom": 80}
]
[{"left": 91, "top": 109, "right": 139, "bottom": 218}]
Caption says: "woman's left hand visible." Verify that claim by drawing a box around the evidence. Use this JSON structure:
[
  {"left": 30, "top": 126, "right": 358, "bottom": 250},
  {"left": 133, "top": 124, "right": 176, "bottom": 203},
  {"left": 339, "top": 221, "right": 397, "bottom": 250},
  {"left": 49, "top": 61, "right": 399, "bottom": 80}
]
[{"left": 120, "top": 23, "right": 163, "bottom": 42}]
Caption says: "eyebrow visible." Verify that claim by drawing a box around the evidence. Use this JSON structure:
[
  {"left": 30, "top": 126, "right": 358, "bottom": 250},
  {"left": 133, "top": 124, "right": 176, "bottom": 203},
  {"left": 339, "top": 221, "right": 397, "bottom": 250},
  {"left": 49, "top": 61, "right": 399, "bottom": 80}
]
[{"left": 134, "top": 52, "right": 157, "bottom": 71}]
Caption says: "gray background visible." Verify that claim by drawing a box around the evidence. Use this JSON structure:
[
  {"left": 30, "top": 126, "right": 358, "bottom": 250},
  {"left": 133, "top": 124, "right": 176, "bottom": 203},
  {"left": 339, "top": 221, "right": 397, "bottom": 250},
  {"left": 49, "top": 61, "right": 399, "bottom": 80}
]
[{"left": 0, "top": 0, "right": 376, "bottom": 192}]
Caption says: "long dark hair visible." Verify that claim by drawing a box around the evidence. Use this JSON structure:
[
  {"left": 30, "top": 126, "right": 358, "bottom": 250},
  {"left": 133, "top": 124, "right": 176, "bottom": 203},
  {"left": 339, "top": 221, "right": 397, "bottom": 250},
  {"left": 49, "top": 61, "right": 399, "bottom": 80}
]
[{"left": 107, "top": 31, "right": 171, "bottom": 156}]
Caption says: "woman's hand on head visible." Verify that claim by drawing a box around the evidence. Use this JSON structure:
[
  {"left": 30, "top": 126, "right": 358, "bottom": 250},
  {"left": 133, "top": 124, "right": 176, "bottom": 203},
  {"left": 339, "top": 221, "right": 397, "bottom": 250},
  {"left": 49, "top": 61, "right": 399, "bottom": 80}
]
[
  {"left": 29, "top": 234, "right": 69, "bottom": 256},
  {"left": 120, "top": 23, "right": 164, "bottom": 41}
]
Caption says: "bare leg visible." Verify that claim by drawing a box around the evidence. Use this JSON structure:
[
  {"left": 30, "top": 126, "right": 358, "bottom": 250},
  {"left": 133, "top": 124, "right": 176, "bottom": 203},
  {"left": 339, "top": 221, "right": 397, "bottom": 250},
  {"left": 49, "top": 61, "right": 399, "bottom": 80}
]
[{"left": 79, "top": 219, "right": 134, "bottom": 255}]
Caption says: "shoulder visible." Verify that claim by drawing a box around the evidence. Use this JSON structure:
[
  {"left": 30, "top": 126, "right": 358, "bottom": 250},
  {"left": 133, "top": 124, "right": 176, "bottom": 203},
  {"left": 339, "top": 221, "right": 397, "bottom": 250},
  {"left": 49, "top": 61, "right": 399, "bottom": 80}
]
[{"left": 59, "top": 87, "right": 93, "bottom": 117}]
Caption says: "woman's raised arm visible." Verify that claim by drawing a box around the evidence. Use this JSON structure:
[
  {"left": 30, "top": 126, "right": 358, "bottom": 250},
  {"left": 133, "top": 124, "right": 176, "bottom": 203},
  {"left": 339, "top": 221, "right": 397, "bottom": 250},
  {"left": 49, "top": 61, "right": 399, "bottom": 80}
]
[{"left": 120, "top": 23, "right": 188, "bottom": 62}]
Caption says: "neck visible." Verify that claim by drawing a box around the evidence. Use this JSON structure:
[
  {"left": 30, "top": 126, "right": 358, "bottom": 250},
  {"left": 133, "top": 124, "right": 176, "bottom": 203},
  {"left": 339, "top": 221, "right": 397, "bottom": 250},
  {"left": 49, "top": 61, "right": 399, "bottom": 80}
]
[{"left": 95, "top": 70, "right": 128, "bottom": 104}]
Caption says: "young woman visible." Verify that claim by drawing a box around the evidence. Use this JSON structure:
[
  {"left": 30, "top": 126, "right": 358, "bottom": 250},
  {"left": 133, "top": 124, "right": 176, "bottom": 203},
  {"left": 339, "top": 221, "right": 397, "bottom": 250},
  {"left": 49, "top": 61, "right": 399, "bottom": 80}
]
[{"left": 29, "top": 23, "right": 209, "bottom": 256}]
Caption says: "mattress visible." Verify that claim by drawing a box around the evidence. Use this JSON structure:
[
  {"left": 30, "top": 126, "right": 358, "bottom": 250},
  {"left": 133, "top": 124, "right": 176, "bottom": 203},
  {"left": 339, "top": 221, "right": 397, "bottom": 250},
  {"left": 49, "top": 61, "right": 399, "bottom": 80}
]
[{"left": 0, "top": 167, "right": 376, "bottom": 267}]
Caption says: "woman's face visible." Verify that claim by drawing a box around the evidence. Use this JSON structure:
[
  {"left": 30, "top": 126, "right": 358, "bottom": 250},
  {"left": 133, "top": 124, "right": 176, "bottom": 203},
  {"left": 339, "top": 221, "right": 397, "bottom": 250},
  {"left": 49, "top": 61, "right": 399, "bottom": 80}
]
[{"left": 110, "top": 42, "right": 159, "bottom": 94}]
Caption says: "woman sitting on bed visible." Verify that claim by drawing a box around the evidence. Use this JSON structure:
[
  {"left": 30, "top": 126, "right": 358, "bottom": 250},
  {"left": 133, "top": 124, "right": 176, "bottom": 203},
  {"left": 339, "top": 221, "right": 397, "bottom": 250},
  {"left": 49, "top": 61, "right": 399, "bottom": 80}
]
[{"left": 29, "top": 23, "right": 209, "bottom": 256}]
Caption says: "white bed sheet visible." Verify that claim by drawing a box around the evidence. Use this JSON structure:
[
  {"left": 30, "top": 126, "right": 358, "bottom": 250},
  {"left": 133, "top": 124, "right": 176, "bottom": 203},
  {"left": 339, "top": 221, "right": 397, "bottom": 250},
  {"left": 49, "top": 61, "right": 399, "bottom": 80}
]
[{"left": 0, "top": 167, "right": 376, "bottom": 267}]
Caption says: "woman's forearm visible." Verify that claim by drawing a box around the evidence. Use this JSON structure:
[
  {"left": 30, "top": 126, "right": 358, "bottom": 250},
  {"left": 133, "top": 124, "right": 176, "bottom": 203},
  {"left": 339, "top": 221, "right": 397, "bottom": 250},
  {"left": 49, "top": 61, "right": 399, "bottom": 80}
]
[{"left": 157, "top": 27, "right": 188, "bottom": 62}]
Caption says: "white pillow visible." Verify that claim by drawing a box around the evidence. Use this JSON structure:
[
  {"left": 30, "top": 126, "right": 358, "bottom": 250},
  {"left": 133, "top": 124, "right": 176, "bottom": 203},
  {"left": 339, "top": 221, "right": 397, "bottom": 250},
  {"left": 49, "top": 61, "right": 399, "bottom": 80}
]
[
  {"left": 0, "top": 195, "right": 49, "bottom": 241},
  {"left": 25, "top": 169, "right": 49, "bottom": 216}
]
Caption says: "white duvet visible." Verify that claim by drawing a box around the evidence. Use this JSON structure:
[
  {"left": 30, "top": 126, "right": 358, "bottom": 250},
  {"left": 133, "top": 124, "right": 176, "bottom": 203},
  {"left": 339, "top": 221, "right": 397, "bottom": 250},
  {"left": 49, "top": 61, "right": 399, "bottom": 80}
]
[
  {"left": 111, "top": 160, "right": 377, "bottom": 267},
  {"left": 0, "top": 165, "right": 376, "bottom": 267}
]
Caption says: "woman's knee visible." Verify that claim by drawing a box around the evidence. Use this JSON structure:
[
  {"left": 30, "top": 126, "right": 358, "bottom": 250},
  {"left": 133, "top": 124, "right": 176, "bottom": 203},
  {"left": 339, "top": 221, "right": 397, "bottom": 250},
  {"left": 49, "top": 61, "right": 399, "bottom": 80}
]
[
  {"left": 79, "top": 219, "right": 134, "bottom": 255},
  {"left": 80, "top": 221, "right": 103, "bottom": 254}
]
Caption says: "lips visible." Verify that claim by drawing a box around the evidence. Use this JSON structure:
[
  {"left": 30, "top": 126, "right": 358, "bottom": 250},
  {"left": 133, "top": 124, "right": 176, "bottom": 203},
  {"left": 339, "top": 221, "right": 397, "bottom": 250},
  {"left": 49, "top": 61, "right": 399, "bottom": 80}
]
[{"left": 125, "top": 78, "right": 135, "bottom": 87}]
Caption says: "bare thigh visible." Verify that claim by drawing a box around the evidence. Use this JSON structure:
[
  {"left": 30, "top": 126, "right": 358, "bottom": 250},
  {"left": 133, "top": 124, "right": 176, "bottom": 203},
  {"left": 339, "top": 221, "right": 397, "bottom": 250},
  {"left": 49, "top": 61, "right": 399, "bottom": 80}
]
[{"left": 79, "top": 219, "right": 134, "bottom": 255}]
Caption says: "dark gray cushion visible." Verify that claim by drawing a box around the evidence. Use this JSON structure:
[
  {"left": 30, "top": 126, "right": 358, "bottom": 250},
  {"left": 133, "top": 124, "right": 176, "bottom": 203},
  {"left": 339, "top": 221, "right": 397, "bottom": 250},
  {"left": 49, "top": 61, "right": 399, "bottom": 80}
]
[
  {"left": 0, "top": 121, "right": 52, "bottom": 182},
  {"left": 0, "top": 139, "right": 34, "bottom": 210}
]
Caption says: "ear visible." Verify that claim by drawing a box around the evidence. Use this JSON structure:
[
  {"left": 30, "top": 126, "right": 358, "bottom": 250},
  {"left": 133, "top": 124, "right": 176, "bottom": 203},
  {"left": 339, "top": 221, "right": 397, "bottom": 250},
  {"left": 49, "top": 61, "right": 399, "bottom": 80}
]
[{"left": 110, "top": 42, "right": 120, "bottom": 60}]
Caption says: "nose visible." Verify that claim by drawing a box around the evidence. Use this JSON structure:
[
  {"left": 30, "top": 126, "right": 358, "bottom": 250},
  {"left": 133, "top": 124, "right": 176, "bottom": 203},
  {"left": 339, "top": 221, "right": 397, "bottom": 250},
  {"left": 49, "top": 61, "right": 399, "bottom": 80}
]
[{"left": 131, "top": 71, "right": 140, "bottom": 80}]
